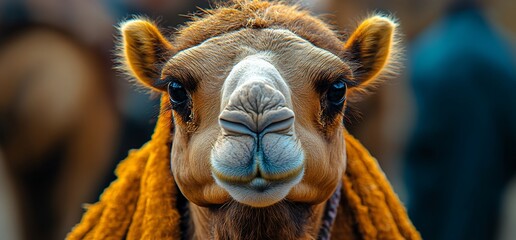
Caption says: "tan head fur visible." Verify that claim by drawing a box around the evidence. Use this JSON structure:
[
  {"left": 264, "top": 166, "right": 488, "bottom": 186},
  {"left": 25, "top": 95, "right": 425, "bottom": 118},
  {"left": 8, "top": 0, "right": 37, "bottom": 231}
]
[{"left": 119, "top": 0, "right": 398, "bottom": 238}]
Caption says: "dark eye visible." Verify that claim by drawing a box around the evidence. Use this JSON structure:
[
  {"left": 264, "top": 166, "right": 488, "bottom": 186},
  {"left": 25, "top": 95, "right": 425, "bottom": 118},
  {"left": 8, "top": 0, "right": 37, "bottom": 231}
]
[
  {"left": 167, "top": 80, "right": 189, "bottom": 104},
  {"left": 327, "top": 80, "right": 347, "bottom": 105}
]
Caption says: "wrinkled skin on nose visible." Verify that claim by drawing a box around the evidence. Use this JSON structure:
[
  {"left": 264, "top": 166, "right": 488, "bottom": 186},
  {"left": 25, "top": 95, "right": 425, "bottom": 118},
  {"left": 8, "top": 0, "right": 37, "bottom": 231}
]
[
  {"left": 219, "top": 82, "right": 295, "bottom": 136},
  {"left": 210, "top": 56, "right": 305, "bottom": 207}
]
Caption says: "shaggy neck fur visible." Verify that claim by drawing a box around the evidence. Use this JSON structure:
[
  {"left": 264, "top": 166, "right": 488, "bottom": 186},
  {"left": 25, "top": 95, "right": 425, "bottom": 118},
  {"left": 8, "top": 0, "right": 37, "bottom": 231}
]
[
  {"left": 181, "top": 183, "right": 343, "bottom": 240},
  {"left": 187, "top": 201, "right": 324, "bottom": 240}
]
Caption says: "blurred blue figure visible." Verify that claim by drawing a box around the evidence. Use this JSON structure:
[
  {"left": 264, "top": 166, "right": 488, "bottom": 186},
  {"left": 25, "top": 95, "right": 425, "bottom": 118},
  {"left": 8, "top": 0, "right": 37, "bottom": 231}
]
[{"left": 404, "top": 1, "right": 516, "bottom": 240}]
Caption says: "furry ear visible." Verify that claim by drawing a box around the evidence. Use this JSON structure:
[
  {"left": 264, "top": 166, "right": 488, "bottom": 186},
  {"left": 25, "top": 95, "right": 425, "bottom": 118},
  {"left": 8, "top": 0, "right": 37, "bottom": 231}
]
[
  {"left": 120, "top": 18, "right": 174, "bottom": 91},
  {"left": 345, "top": 16, "right": 397, "bottom": 87}
]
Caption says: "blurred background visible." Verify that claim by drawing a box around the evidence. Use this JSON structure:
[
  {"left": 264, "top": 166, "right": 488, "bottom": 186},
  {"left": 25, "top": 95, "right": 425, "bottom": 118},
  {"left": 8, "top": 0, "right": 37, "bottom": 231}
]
[{"left": 0, "top": 0, "right": 514, "bottom": 239}]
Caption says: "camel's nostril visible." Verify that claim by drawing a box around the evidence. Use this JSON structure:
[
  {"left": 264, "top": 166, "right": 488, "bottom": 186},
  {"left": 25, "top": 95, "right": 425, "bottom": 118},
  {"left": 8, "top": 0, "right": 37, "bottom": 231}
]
[
  {"left": 219, "top": 108, "right": 295, "bottom": 135},
  {"left": 219, "top": 117, "right": 256, "bottom": 136},
  {"left": 257, "top": 108, "right": 294, "bottom": 134},
  {"left": 219, "top": 81, "right": 295, "bottom": 135}
]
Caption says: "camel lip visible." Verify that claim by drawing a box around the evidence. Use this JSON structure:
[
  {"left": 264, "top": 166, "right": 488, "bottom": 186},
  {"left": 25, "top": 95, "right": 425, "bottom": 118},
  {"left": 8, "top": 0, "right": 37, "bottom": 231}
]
[
  {"left": 249, "top": 177, "right": 269, "bottom": 191},
  {"left": 211, "top": 165, "right": 304, "bottom": 186},
  {"left": 213, "top": 170, "right": 305, "bottom": 207}
]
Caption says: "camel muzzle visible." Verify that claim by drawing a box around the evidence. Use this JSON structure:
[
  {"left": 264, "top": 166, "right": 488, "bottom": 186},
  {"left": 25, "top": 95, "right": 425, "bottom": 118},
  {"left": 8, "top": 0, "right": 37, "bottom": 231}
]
[{"left": 210, "top": 56, "right": 305, "bottom": 207}]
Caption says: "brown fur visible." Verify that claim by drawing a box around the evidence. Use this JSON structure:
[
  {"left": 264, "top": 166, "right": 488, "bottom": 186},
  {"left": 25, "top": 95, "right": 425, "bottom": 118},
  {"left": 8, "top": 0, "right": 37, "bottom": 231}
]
[
  {"left": 187, "top": 201, "right": 324, "bottom": 240},
  {"left": 120, "top": 18, "right": 174, "bottom": 91},
  {"left": 116, "top": 1, "right": 400, "bottom": 239},
  {"left": 173, "top": 1, "right": 344, "bottom": 56}
]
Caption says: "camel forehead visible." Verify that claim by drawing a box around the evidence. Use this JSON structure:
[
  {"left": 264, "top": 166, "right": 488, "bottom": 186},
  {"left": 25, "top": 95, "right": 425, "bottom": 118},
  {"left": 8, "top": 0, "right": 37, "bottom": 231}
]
[
  {"left": 163, "top": 28, "right": 348, "bottom": 86},
  {"left": 177, "top": 28, "right": 334, "bottom": 54},
  {"left": 190, "top": 28, "right": 326, "bottom": 51}
]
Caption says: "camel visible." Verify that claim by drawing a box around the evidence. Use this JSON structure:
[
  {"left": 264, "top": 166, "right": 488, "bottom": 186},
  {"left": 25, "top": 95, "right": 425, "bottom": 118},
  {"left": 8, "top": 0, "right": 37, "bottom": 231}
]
[
  {"left": 70, "top": 1, "right": 414, "bottom": 239},
  {"left": 120, "top": 1, "right": 398, "bottom": 239}
]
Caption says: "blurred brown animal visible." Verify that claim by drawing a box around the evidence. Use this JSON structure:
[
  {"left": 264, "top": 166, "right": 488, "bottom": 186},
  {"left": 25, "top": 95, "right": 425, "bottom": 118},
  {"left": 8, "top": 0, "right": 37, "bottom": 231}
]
[{"left": 0, "top": 27, "right": 118, "bottom": 240}]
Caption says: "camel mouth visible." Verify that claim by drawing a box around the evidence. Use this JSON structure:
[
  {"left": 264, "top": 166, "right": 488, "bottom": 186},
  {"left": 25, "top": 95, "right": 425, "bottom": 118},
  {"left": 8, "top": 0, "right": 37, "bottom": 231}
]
[
  {"left": 211, "top": 160, "right": 304, "bottom": 184},
  {"left": 249, "top": 177, "right": 269, "bottom": 191},
  {"left": 212, "top": 168, "right": 304, "bottom": 207},
  {"left": 210, "top": 133, "right": 305, "bottom": 207}
]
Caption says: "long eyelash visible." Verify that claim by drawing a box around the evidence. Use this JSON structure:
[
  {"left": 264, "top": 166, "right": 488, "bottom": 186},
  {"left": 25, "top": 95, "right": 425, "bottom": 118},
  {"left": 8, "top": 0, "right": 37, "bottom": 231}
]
[
  {"left": 343, "top": 104, "right": 363, "bottom": 127},
  {"left": 162, "top": 71, "right": 198, "bottom": 92},
  {"left": 163, "top": 77, "right": 194, "bottom": 124},
  {"left": 314, "top": 72, "right": 355, "bottom": 94},
  {"left": 342, "top": 77, "right": 358, "bottom": 88}
]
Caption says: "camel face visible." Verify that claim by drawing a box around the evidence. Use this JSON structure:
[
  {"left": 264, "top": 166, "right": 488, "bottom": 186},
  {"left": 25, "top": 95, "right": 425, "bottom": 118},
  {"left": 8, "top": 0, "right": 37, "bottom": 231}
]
[
  {"left": 67, "top": 2, "right": 415, "bottom": 238},
  {"left": 119, "top": 1, "right": 397, "bottom": 211},
  {"left": 162, "top": 28, "right": 350, "bottom": 207}
]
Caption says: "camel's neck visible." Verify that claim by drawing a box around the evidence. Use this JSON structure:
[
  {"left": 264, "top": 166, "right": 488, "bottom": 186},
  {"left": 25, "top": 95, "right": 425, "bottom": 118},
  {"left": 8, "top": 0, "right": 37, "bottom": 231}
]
[{"left": 187, "top": 201, "right": 326, "bottom": 240}]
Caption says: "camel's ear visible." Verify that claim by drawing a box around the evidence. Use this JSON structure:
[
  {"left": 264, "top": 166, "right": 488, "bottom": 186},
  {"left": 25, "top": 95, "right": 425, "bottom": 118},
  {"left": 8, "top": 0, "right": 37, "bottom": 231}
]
[
  {"left": 345, "top": 16, "right": 397, "bottom": 87},
  {"left": 120, "top": 19, "right": 173, "bottom": 91}
]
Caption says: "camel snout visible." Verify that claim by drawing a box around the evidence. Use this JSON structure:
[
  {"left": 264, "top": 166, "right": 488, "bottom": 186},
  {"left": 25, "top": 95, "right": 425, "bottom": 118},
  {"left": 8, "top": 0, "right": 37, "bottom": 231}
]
[{"left": 211, "top": 82, "right": 304, "bottom": 207}]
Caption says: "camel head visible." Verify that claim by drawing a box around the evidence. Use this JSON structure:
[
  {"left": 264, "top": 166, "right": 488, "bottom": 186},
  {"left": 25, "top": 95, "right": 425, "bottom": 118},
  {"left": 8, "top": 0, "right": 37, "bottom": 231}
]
[{"left": 119, "top": 0, "right": 397, "bottom": 217}]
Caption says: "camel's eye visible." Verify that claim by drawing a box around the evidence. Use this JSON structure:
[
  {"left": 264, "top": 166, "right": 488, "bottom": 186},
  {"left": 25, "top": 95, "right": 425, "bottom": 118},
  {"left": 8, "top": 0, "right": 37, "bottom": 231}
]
[
  {"left": 327, "top": 80, "right": 347, "bottom": 105},
  {"left": 167, "top": 80, "right": 189, "bottom": 105},
  {"left": 167, "top": 79, "right": 192, "bottom": 122}
]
